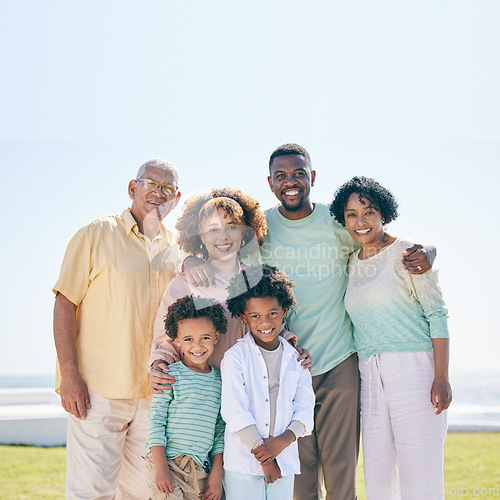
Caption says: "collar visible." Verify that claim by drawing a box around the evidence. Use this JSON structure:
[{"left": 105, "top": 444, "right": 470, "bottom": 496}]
[
  {"left": 238, "top": 330, "right": 297, "bottom": 357},
  {"left": 121, "top": 208, "right": 172, "bottom": 243}
]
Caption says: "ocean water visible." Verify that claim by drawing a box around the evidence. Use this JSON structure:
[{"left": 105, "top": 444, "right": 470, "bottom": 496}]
[
  {"left": 446, "top": 372, "right": 500, "bottom": 431},
  {"left": 1, "top": 372, "right": 499, "bottom": 431}
]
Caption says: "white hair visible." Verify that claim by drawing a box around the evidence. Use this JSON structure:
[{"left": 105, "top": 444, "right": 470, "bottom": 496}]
[{"left": 136, "top": 158, "right": 179, "bottom": 187}]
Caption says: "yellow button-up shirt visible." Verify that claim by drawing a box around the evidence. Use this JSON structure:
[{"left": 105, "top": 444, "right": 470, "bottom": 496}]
[{"left": 53, "top": 209, "right": 180, "bottom": 399}]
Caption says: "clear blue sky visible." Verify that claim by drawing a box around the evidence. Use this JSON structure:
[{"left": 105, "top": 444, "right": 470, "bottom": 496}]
[{"left": 1, "top": 1, "right": 499, "bottom": 378}]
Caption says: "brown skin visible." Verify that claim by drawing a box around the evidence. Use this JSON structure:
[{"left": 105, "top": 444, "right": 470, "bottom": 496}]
[
  {"left": 252, "top": 429, "right": 296, "bottom": 466},
  {"left": 149, "top": 349, "right": 312, "bottom": 394},
  {"left": 431, "top": 338, "right": 452, "bottom": 414},
  {"left": 261, "top": 459, "right": 283, "bottom": 484},
  {"left": 200, "top": 453, "right": 223, "bottom": 500},
  {"left": 344, "top": 192, "right": 451, "bottom": 412},
  {"left": 268, "top": 154, "right": 435, "bottom": 273},
  {"left": 54, "top": 167, "right": 180, "bottom": 418},
  {"left": 150, "top": 448, "right": 224, "bottom": 499},
  {"left": 267, "top": 154, "right": 316, "bottom": 220},
  {"left": 151, "top": 322, "right": 223, "bottom": 499},
  {"left": 53, "top": 294, "right": 90, "bottom": 419},
  {"left": 128, "top": 166, "right": 181, "bottom": 238}
]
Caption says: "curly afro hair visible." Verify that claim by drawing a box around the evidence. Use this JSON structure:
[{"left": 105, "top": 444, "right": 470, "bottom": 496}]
[
  {"left": 164, "top": 295, "right": 227, "bottom": 341},
  {"left": 175, "top": 188, "right": 267, "bottom": 261},
  {"left": 329, "top": 176, "right": 399, "bottom": 226},
  {"left": 226, "top": 265, "right": 297, "bottom": 318}
]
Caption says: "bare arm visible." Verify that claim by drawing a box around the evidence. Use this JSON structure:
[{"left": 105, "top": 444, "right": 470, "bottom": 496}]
[
  {"left": 151, "top": 446, "right": 175, "bottom": 494},
  {"left": 431, "top": 338, "right": 452, "bottom": 415},
  {"left": 200, "top": 453, "right": 223, "bottom": 500},
  {"left": 53, "top": 293, "right": 90, "bottom": 419}
]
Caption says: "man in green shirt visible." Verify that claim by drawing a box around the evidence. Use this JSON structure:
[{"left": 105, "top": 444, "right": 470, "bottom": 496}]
[{"left": 262, "top": 143, "right": 433, "bottom": 500}]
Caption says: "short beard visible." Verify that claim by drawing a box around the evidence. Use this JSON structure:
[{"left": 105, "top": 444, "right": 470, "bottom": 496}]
[{"left": 281, "top": 198, "right": 304, "bottom": 212}]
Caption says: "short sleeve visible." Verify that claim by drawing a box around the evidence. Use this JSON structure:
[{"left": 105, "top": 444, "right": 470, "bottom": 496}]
[{"left": 52, "top": 225, "right": 94, "bottom": 306}]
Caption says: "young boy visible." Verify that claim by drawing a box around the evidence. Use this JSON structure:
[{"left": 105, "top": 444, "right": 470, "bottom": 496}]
[
  {"left": 221, "top": 265, "right": 315, "bottom": 500},
  {"left": 146, "top": 295, "right": 227, "bottom": 500}
]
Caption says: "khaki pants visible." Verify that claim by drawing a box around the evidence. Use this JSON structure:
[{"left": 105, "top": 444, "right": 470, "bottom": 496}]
[
  {"left": 66, "top": 392, "right": 151, "bottom": 500},
  {"left": 145, "top": 453, "right": 209, "bottom": 500}
]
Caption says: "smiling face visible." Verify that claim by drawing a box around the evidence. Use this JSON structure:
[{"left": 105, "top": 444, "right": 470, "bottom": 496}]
[
  {"left": 241, "top": 296, "right": 287, "bottom": 350},
  {"left": 268, "top": 154, "right": 316, "bottom": 220},
  {"left": 199, "top": 208, "right": 245, "bottom": 263},
  {"left": 344, "top": 192, "right": 386, "bottom": 248},
  {"left": 128, "top": 165, "right": 180, "bottom": 227},
  {"left": 174, "top": 317, "right": 219, "bottom": 373}
]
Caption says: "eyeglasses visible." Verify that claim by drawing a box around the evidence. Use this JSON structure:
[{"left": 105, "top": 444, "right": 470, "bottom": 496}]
[{"left": 137, "top": 178, "right": 178, "bottom": 196}]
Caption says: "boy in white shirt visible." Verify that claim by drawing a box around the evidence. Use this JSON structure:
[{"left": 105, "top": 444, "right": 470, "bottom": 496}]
[{"left": 220, "top": 265, "right": 315, "bottom": 500}]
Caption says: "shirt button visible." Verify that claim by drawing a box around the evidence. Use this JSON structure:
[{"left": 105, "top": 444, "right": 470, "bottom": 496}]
[
  {"left": 265, "top": 423, "right": 269, "bottom": 426},
  {"left": 263, "top": 376, "right": 266, "bottom": 379},
  {"left": 265, "top": 399, "right": 269, "bottom": 402}
]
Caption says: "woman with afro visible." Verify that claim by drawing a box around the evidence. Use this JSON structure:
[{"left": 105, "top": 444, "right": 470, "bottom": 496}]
[
  {"left": 330, "top": 176, "right": 451, "bottom": 500},
  {"left": 148, "top": 188, "right": 310, "bottom": 393}
]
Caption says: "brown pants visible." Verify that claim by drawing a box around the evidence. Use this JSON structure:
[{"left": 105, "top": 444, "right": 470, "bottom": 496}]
[
  {"left": 293, "top": 354, "right": 360, "bottom": 500},
  {"left": 145, "top": 453, "right": 209, "bottom": 500}
]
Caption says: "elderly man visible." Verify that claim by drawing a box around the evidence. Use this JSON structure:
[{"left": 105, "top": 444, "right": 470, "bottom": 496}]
[{"left": 53, "top": 158, "right": 181, "bottom": 499}]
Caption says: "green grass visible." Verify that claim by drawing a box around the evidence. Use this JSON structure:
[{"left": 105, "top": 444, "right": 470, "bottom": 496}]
[
  {"left": 0, "top": 433, "right": 499, "bottom": 499},
  {"left": 356, "top": 433, "right": 500, "bottom": 500},
  {"left": 0, "top": 446, "right": 66, "bottom": 500}
]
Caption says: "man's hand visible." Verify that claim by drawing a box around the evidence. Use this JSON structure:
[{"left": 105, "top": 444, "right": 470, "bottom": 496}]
[
  {"left": 149, "top": 360, "right": 176, "bottom": 393},
  {"left": 252, "top": 431, "right": 295, "bottom": 464},
  {"left": 53, "top": 293, "right": 90, "bottom": 419},
  {"left": 403, "top": 244, "right": 436, "bottom": 275},
  {"left": 261, "top": 459, "right": 282, "bottom": 484},
  {"left": 59, "top": 371, "right": 90, "bottom": 419},
  {"left": 431, "top": 375, "right": 452, "bottom": 415},
  {"left": 183, "top": 256, "right": 216, "bottom": 287},
  {"left": 296, "top": 347, "right": 312, "bottom": 371}
]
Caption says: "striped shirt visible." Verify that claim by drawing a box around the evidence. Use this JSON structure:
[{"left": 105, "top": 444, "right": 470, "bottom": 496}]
[{"left": 147, "top": 361, "right": 225, "bottom": 467}]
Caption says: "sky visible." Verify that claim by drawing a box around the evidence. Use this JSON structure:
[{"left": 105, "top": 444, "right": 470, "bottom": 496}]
[{"left": 0, "top": 1, "right": 499, "bottom": 379}]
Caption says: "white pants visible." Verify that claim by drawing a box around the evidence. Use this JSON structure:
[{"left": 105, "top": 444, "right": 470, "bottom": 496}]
[
  {"left": 66, "top": 392, "right": 151, "bottom": 500},
  {"left": 359, "top": 352, "right": 447, "bottom": 500}
]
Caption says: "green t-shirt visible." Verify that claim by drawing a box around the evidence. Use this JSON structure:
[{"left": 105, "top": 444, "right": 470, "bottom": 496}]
[{"left": 262, "top": 203, "right": 358, "bottom": 376}]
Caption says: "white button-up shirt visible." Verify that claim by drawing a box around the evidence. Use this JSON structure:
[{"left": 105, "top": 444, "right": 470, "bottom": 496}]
[{"left": 221, "top": 332, "right": 315, "bottom": 476}]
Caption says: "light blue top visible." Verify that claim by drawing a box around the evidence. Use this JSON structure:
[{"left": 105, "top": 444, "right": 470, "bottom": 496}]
[
  {"left": 147, "top": 361, "right": 225, "bottom": 468},
  {"left": 262, "top": 203, "right": 358, "bottom": 376},
  {"left": 344, "top": 236, "right": 449, "bottom": 360}
]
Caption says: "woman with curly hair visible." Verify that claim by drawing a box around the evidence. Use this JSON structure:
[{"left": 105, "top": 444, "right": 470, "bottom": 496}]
[
  {"left": 330, "top": 176, "right": 451, "bottom": 500},
  {"left": 149, "top": 188, "right": 310, "bottom": 393}
]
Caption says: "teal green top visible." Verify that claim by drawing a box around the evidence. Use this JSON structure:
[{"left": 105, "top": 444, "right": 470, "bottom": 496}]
[
  {"left": 344, "top": 237, "right": 449, "bottom": 360},
  {"left": 147, "top": 361, "right": 225, "bottom": 468},
  {"left": 262, "top": 203, "right": 358, "bottom": 376}
]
